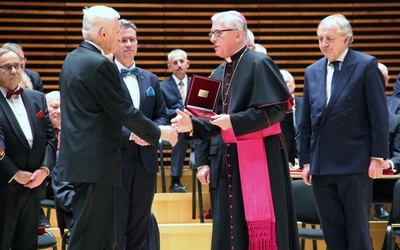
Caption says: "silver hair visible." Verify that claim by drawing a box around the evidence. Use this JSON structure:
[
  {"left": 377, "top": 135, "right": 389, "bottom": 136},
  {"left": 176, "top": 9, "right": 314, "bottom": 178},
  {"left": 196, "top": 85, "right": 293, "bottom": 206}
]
[
  {"left": 211, "top": 11, "right": 248, "bottom": 42},
  {"left": 318, "top": 14, "right": 354, "bottom": 44},
  {"left": 167, "top": 49, "right": 188, "bottom": 62},
  {"left": 82, "top": 5, "right": 120, "bottom": 40}
]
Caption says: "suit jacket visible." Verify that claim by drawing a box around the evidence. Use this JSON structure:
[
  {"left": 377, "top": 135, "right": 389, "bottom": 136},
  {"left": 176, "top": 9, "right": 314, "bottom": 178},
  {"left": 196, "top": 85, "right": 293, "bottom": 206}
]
[
  {"left": 389, "top": 113, "right": 400, "bottom": 172},
  {"left": 294, "top": 96, "right": 303, "bottom": 159},
  {"left": 58, "top": 41, "right": 161, "bottom": 187},
  {"left": 280, "top": 112, "right": 296, "bottom": 165},
  {"left": 0, "top": 127, "right": 4, "bottom": 151},
  {"left": 300, "top": 48, "right": 389, "bottom": 175},
  {"left": 118, "top": 65, "right": 169, "bottom": 174},
  {"left": 392, "top": 73, "right": 400, "bottom": 98},
  {"left": 160, "top": 76, "right": 190, "bottom": 121},
  {"left": 387, "top": 96, "right": 400, "bottom": 114},
  {"left": 0, "top": 89, "right": 57, "bottom": 198},
  {"left": 24, "top": 68, "right": 44, "bottom": 93}
]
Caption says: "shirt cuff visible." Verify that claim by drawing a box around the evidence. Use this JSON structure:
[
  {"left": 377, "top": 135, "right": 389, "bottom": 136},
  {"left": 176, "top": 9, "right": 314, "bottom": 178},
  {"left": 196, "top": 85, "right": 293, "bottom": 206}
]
[{"left": 40, "top": 166, "right": 50, "bottom": 176}]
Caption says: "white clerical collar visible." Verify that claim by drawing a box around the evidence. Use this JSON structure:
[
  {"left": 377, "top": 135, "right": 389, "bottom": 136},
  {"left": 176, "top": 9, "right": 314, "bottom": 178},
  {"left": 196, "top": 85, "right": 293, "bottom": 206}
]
[{"left": 225, "top": 46, "right": 247, "bottom": 63}]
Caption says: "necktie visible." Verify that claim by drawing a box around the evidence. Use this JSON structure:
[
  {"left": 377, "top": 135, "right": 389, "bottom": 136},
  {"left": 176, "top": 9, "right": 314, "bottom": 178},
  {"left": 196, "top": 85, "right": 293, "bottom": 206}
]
[
  {"left": 179, "top": 81, "right": 186, "bottom": 101},
  {"left": 121, "top": 68, "right": 139, "bottom": 77},
  {"left": 331, "top": 61, "right": 340, "bottom": 90},
  {"left": 6, "top": 88, "right": 24, "bottom": 99}
]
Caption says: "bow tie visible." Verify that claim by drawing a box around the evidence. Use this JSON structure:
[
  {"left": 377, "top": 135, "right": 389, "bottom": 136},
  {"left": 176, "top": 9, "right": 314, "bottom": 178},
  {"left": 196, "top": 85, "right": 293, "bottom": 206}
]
[
  {"left": 6, "top": 88, "right": 24, "bottom": 99},
  {"left": 121, "top": 68, "right": 139, "bottom": 77}
]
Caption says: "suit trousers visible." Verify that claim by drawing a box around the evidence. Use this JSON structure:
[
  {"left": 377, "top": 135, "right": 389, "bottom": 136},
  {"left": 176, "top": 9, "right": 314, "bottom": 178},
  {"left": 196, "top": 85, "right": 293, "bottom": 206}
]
[
  {"left": 116, "top": 163, "right": 157, "bottom": 250},
  {"left": 68, "top": 183, "right": 116, "bottom": 250},
  {"left": 170, "top": 133, "right": 189, "bottom": 177},
  {"left": 0, "top": 194, "right": 40, "bottom": 249},
  {"left": 312, "top": 173, "right": 373, "bottom": 250}
]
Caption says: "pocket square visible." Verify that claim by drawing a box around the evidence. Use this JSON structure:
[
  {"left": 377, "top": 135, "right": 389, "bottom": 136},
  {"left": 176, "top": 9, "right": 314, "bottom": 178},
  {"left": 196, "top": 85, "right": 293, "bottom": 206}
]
[
  {"left": 146, "top": 86, "right": 155, "bottom": 96},
  {"left": 36, "top": 110, "right": 45, "bottom": 119}
]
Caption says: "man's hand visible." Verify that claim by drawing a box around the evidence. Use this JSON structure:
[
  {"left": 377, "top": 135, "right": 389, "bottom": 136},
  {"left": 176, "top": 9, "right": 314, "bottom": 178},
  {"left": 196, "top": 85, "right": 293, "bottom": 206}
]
[
  {"left": 196, "top": 165, "right": 211, "bottom": 184},
  {"left": 24, "top": 168, "right": 48, "bottom": 189},
  {"left": 171, "top": 109, "right": 193, "bottom": 133},
  {"left": 210, "top": 114, "right": 232, "bottom": 130},
  {"left": 368, "top": 158, "right": 384, "bottom": 179},
  {"left": 129, "top": 132, "right": 150, "bottom": 146},
  {"left": 159, "top": 125, "right": 178, "bottom": 146},
  {"left": 301, "top": 164, "right": 312, "bottom": 185},
  {"left": 13, "top": 170, "right": 33, "bottom": 185}
]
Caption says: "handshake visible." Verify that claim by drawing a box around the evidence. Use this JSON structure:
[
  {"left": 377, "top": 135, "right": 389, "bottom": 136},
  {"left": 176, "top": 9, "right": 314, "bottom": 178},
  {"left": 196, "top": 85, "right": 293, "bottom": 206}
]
[
  {"left": 131, "top": 110, "right": 194, "bottom": 147},
  {"left": 159, "top": 109, "right": 196, "bottom": 146}
]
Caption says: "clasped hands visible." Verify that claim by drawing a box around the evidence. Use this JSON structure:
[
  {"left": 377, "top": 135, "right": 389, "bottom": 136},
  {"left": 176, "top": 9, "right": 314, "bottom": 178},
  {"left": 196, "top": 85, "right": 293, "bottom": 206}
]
[{"left": 14, "top": 168, "right": 48, "bottom": 189}]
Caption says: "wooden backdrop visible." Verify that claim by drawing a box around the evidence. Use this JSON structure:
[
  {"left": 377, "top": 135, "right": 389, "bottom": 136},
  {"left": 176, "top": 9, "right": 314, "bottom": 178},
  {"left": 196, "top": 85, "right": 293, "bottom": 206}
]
[{"left": 0, "top": 1, "right": 399, "bottom": 95}]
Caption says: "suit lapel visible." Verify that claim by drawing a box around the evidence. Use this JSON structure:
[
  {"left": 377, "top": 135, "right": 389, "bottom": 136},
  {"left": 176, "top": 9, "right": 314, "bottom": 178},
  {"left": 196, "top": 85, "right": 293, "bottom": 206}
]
[
  {"left": 169, "top": 77, "right": 183, "bottom": 105},
  {"left": 0, "top": 94, "right": 31, "bottom": 148},
  {"left": 22, "top": 92, "right": 40, "bottom": 149},
  {"left": 136, "top": 68, "right": 146, "bottom": 110}
]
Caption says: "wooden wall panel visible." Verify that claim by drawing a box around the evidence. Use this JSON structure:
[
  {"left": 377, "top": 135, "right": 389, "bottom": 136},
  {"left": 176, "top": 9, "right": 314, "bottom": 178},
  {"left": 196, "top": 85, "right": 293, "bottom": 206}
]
[{"left": 0, "top": 2, "right": 399, "bottom": 95}]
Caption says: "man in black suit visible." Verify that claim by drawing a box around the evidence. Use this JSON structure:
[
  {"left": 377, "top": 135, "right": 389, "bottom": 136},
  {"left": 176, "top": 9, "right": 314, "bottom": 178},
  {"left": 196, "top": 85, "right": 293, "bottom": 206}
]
[
  {"left": 58, "top": 5, "right": 177, "bottom": 250},
  {"left": 0, "top": 48, "right": 57, "bottom": 249},
  {"left": 1, "top": 42, "right": 44, "bottom": 92},
  {"left": 280, "top": 69, "right": 303, "bottom": 164},
  {"left": 113, "top": 19, "right": 168, "bottom": 250},
  {"left": 160, "top": 49, "right": 191, "bottom": 192},
  {"left": 300, "top": 14, "right": 388, "bottom": 249}
]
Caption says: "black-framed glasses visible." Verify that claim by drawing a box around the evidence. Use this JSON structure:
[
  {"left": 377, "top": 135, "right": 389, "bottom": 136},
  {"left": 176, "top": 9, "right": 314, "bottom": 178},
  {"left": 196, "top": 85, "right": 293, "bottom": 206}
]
[
  {"left": 120, "top": 37, "right": 137, "bottom": 44},
  {"left": 0, "top": 63, "right": 22, "bottom": 73},
  {"left": 208, "top": 29, "right": 237, "bottom": 38}
]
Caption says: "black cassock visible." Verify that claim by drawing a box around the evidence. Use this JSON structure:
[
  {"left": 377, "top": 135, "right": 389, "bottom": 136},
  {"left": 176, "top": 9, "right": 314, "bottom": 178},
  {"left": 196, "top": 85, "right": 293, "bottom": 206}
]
[{"left": 191, "top": 47, "right": 300, "bottom": 250}]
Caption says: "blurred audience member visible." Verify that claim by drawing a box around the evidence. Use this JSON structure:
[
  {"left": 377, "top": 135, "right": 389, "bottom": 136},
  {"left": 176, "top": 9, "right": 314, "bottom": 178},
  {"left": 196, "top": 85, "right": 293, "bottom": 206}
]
[
  {"left": 1, "top": 42, "right": 44, "bottom": 92},
  {"left": 160, "top": 49, "right": 191, "bottom": 193}
]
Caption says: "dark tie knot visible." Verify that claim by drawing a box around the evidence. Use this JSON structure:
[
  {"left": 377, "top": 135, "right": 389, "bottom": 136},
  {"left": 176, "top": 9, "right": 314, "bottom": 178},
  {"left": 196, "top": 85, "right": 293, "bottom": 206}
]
[
  {"left": 121, "top": 68, "right": 139, "bottom": 77},
  {"left": 6, "top": 88, "right": 24, "bottom": 99},
  {"left": 178, "top": 81, "right": 184, "bottom": 87},
  {"left": 331, "top": 61, "right": 340, "bottom": 71}
]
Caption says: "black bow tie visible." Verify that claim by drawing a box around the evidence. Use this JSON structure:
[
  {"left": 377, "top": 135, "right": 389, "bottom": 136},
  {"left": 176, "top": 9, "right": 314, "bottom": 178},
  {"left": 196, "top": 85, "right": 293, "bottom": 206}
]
[
  {"left": 6, "top": 88, "right": 24, "bottom": 99},
  {"left": 121, "top": 68, "right": 139, "bottom": 77}
]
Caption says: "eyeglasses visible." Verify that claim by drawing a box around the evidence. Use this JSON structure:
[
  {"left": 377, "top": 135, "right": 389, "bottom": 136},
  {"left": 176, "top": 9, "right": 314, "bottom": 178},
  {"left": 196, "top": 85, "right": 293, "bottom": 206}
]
[
  {"left": 0, "top": 63, "right": 22, "bottom": 73},
  {"left": 120, "top": 37, "right": 137, "bottom": 44},
  {"left": 208, "top": 29, "right": 237, "bottom": 38}
]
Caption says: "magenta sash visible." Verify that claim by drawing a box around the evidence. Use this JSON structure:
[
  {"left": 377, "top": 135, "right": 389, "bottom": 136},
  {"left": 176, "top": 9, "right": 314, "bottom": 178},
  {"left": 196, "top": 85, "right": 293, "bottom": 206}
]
[{"left": 221, "top": 123, "right": 281, "bottom": 250}]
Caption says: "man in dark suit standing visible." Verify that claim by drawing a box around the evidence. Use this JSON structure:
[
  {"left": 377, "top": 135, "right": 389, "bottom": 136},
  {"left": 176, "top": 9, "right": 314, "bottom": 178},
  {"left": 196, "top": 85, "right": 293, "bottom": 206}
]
[
  {"left": 58, "top": 5, "right": 177, "bottom": 250},
  {"left": 300, "top": 14, "right": 388, "bottom": 250},
  {"left": 0, "top": 48, "right": 57, "bottom": 249},
  {"left": 280, "top": 70, "right": 303, "bottom": 163},
  {"left": 1, "top": 43, "right": 44, "bottom": 92},
  {"left": 113, "top": 19, "right": 168, "bottom": 250},
  {"left": 160, "top": 49, "right": 191, "bottom": 192}
]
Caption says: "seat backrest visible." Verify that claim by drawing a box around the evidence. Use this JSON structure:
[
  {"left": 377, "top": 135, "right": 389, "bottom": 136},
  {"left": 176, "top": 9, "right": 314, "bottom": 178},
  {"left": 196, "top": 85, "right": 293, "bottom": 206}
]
[
  {"left": 390, "top": 179, "right": 400, "bottom": 223},
  {"left": 291, "top": 179, "right": 321, "bottom": 225}
]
